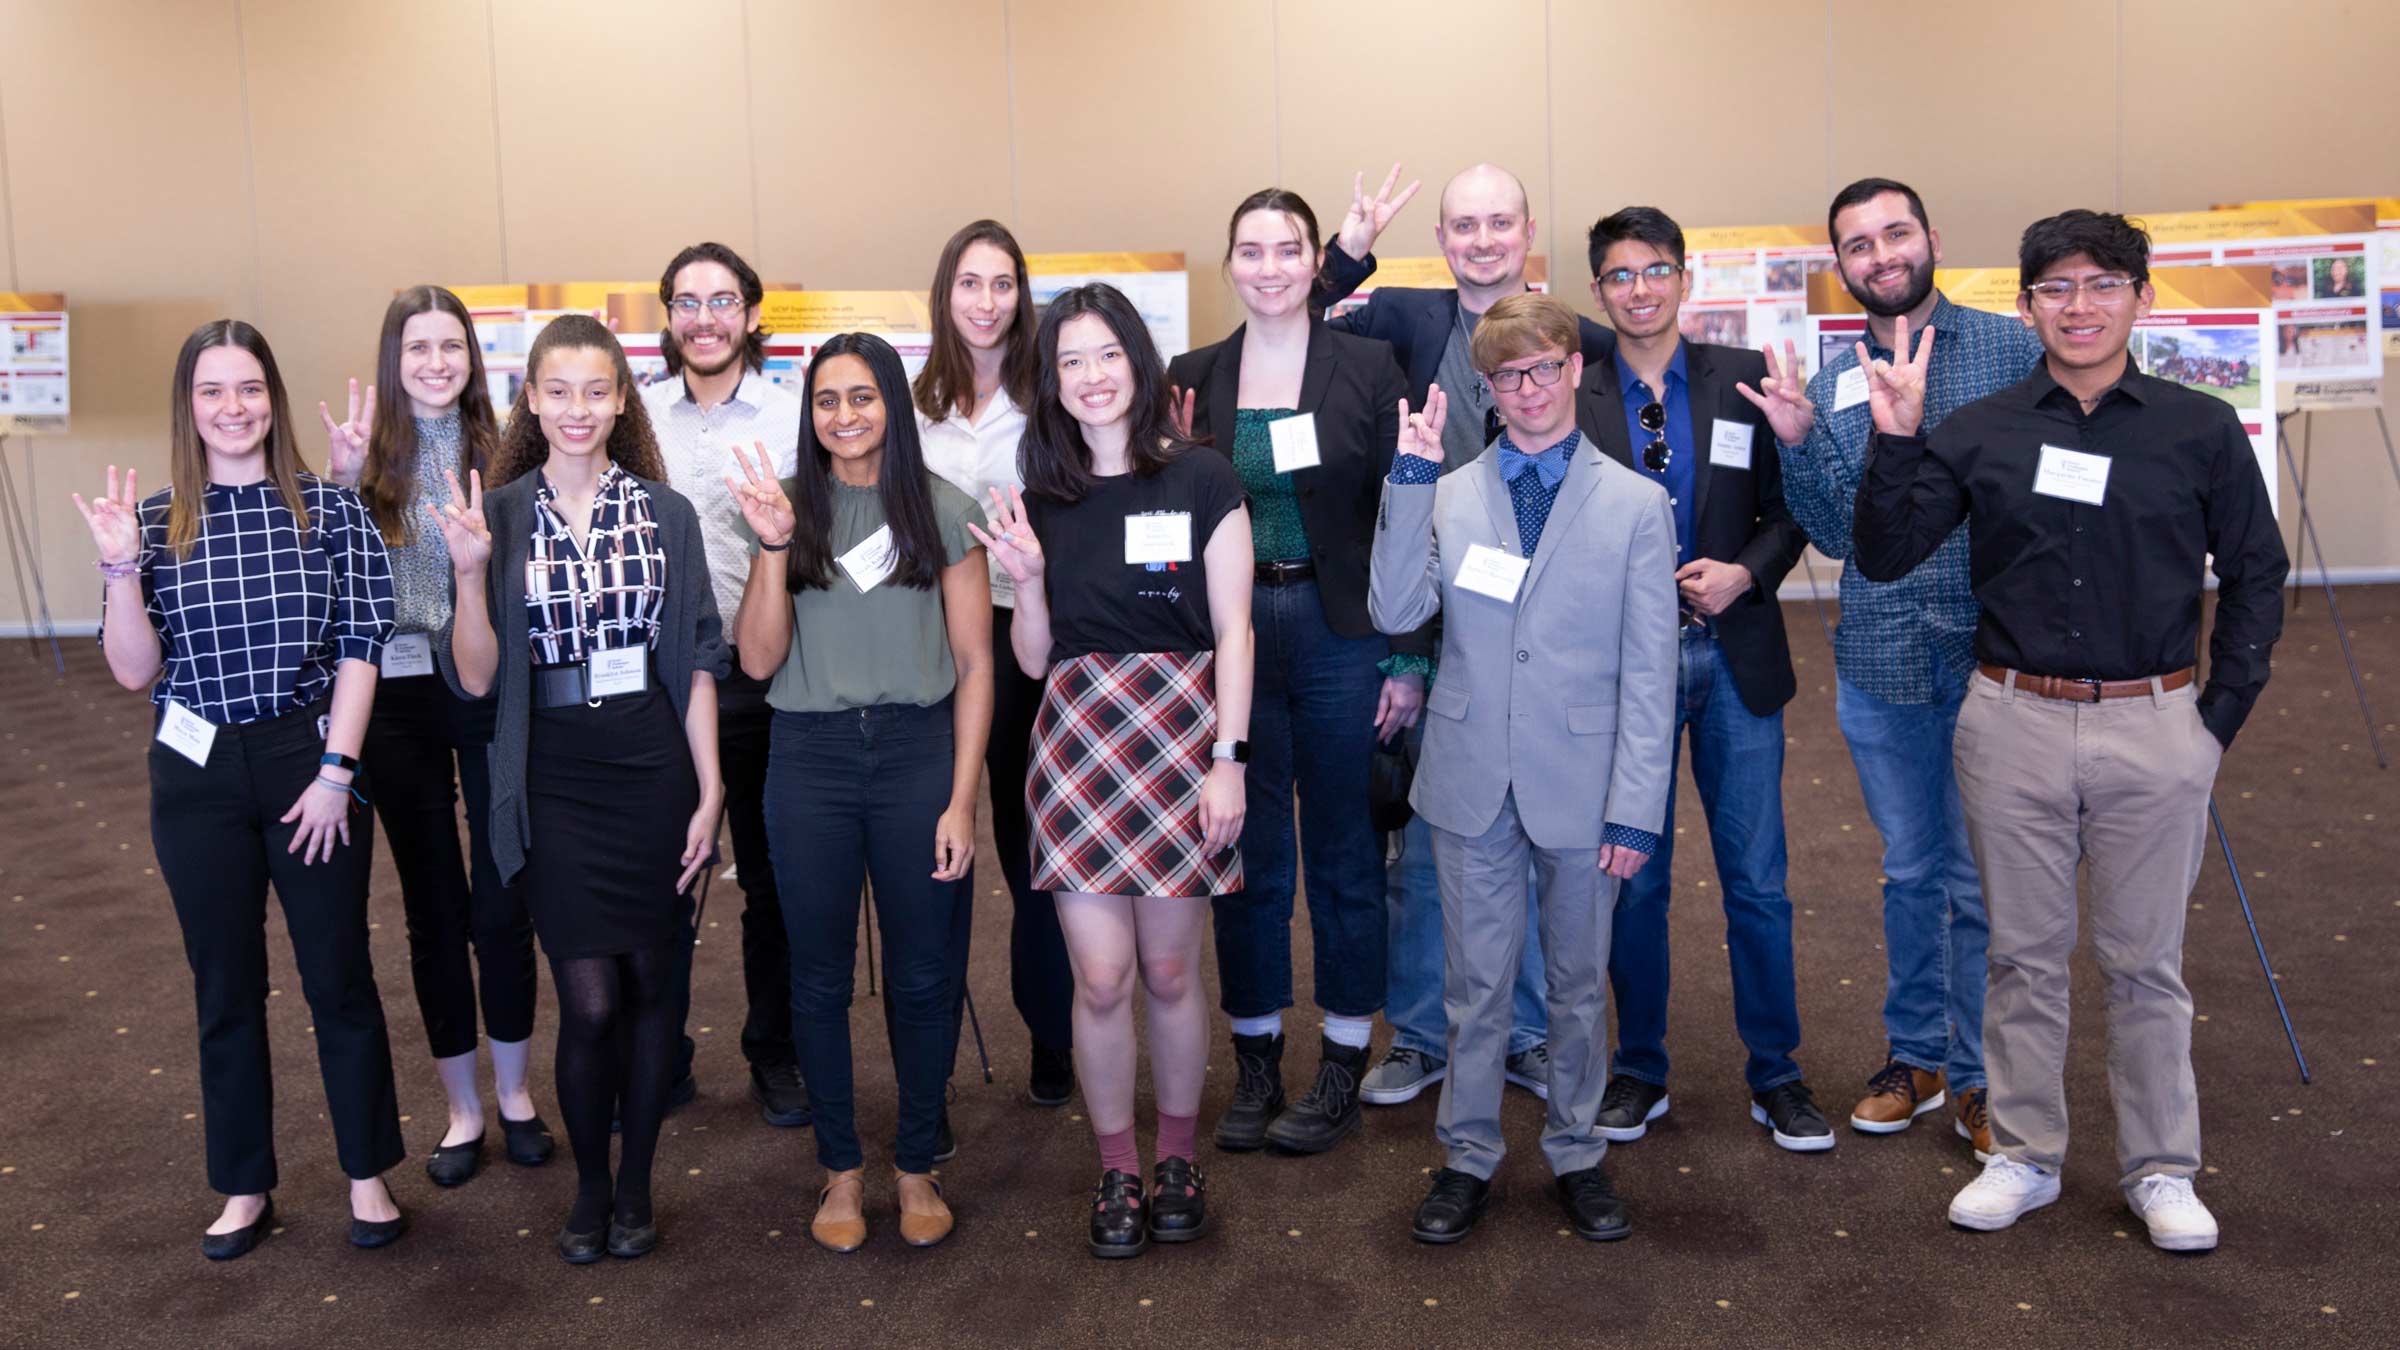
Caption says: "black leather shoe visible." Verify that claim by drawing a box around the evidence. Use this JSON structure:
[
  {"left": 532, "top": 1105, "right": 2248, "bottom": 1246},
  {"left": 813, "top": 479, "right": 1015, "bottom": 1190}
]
[
  {"left": 1595, "top": 1074, "right": 1671, "bottom": 1143},
  {"left": 557, "top": 1218, "right": 607, "bottom": 1265},
  {"left": 425, "top": 1134, "right": 484, "bottom": 1187},
  {"left": 1265, "top": 1036, "right": 1367, "bottom": 1154},
  {"left": 607, "top": 1217, "right": 658, "bottom": 1259},
  {"left": 200, "top": 1197, "right": 274, "bottom": 1261},
  {"left": 1554, "top": 1166, "right": 1633, "bottom": 1241},
  {"left": 1751, "top": 1080, "right": 1836, "bottom": 1153},
  {"left": 1211, "top": 1032, "right": 1285, "bottom": 1151},
  {"left": 1148, "top": 1156, "right": 1207, "bottom": 1242},
  {"left": 501, "top": 1113, "right": 555, "bottom": 1167},
  {"left": 750, "top": 1063, "right": 812, "bottom": 1128},
  {"left": 1411, "top": 1167, "right": 1493, "bottom": 1244},
  {"left": 1027, "top": 1043, "right": 1076, "bottom": 1108},
  {"left": 1088, "top": 1168, "right": 1148, "bottom": 1259},
  {"left": 348, "top": 1208, "right": 408, "bottom": 1249}
]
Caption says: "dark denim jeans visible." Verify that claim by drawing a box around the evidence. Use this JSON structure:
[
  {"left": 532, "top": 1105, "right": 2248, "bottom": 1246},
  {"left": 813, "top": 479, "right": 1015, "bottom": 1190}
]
[
  {"left": 764, "top": 700, "right": 964, "bottom": 1174},
  {"left": 1608, "top": 630, "right": 1802, "bottom": 1092},
  {"left": 1212, "top": 578, "right": 1389, "bottom": 1020}
]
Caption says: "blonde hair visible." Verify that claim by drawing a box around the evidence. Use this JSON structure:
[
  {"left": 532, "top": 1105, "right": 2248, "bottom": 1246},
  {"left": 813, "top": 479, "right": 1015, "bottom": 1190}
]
[{"left": 1469, "top": 292, "right": 1580, "bottom": 373}]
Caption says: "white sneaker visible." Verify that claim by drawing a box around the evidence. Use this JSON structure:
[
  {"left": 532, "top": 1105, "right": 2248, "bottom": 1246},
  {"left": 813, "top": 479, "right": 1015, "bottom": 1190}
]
[
  {"left": 2127, "top": 1173, "right": 2219, "bottom": 1252},
  {"left": 1947, "top": 1155, "right": 2061, "bottom": 1231}
]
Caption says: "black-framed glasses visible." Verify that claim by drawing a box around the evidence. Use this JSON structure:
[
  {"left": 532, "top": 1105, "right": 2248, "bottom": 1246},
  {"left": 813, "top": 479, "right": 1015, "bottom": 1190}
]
[
  {"left": 1598, "top": 261, "right": 1684, "bottom": 290},
  {"left": 1485, "top": 358, "right": 1569, "bottom": 393},
  {"left": 1638, "top": 400, "right": 1671, "bottom": 471},
  {"left": 668, "top": 294, "right": 747, "bottom": 317}
]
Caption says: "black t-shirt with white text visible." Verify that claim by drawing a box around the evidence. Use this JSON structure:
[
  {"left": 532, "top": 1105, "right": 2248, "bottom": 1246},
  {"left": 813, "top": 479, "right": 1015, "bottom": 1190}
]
[{"left": 1025, "top": 450, "right": 1247, "bottom": 663}]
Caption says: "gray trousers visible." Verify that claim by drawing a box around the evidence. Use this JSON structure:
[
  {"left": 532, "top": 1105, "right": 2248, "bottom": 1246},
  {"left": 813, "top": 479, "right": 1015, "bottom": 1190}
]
[
  {"left": 1431, "top": 790, "right": 1618, "bottom": 1179},
  {"left": 1953, "top": 672, "right": 2220, "bottom": 1188}
]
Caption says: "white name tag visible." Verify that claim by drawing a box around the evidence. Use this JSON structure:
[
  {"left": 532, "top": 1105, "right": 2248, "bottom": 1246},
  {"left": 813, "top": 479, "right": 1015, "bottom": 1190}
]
[
  {"left": 1455, "top": 543, "right": 1531, "bottom": 603},
  {"left": 1124, "top": 512, "right": 1193, "bottom": 565},
  {"left": 587, "top": 646, "right": 648, "bottom": 698},
  {"left": 1269, "top": 413, "right": 1322, "bottom": 473},
  {"left": 158, "top": 700, "right": 217, "bottom": 767},
  {"left": 1709, "top": 418, "right": 1755, "bottom": 469},
  {"left": 2032, "top": 444, "right": 2111, "bottom": 506},
  {"left": 836, "top": 524, "right": 898, "bottom": 593},
  {"left": 1834, "top": 365, "right": 1870, "bottom": 412},
  {"left": 380, "top": 632, "right": 434, "bottom": 678}
]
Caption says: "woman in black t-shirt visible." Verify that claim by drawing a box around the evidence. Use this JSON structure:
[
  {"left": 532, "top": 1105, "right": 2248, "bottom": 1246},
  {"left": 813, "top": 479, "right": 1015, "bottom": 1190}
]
[{"left": 970, "top": 284, "right": 1252, "bottom": 1259}]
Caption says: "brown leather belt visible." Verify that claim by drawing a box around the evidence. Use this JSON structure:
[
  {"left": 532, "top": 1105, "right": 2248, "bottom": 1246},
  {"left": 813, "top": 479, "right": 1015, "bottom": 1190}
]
[{"left": 1977, "top": 664, "right": 2194, "bottom": 703}]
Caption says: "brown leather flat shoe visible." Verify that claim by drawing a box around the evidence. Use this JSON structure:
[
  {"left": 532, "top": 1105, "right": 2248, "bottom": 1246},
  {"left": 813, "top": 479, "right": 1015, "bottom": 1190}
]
[
  {"left": 895, "top": 1169, "right": 953, "bottom": 1249},
  {"left": 812, "top": 1169, "right": 867, "bottom": 1253}
]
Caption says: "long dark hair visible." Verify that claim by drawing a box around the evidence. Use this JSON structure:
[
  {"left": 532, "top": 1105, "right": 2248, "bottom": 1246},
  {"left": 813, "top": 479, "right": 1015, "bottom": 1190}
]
[
  {"left": 360, "top": 286, "right": 499, "bottom": 544},
  {"left": 657, "top": 241, "right": 769, "bottom": 377},
  {"left": 1020, "top": 283, "right": 1193, "bottom": 502},
  {"left": 912, "top": 219, "right": 1039, "bottom": 422},
  {"left": 489, "top": 316, "right": 667, "bottom": 487},
  {"left": 166, "top": 320, "right": 308, "bottom": 557},
  {"left": 788, "top": 333, "right": 946, "bottom": 593}
]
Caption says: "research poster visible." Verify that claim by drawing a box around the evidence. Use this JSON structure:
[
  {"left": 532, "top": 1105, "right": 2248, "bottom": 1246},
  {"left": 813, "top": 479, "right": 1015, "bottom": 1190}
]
[
  {"left": 2214, "top": 196, "right": 2400, "bottom": 358},
  {"left": 1027, "top": 252, "right": 1189, "bottom": 360},
  {"left": 617, "top": 292, "right": 934, "bottom": 397},
  {"left": 1679, "top": 224, "right": 1836, "bottom": 368},
  {"left": 2139, "top": 202, "right": 2380, "bottom": 387},
  {"left": 0, "top": 293, "right": 69, "bottom": 433}
]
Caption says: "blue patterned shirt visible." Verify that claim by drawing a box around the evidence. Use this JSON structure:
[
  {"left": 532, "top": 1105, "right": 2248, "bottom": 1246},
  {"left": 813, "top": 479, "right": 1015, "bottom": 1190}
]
[{"left": 1779, "top": 294, "right": 2043, "bottom": 704}]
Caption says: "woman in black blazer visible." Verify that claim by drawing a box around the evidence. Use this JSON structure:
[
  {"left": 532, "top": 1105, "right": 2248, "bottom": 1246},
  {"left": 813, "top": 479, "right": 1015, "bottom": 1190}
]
[{"left": 1165, "top": 189, "right": 1422, "bottom": 1159}]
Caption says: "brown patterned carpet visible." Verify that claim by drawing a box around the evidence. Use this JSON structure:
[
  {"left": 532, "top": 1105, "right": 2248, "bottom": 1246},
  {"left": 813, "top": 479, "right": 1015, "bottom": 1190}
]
[{"left": 4, "top": 590, "right": 2394, "bottom": 1349}]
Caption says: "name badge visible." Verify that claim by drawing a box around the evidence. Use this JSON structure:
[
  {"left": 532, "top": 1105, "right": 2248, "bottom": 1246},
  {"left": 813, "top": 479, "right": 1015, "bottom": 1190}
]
[
  {"left": 1834, "top": 365, "right": 1870, "bottom": 412},
  {"left": 587, "top": 646, "right": 648, "bottom": 699},
  {"left": 1269, "top": 413, "right": 1322, "bottom": 474},
  {"left": 380, "top": 632, "right": 434, "bottom": 679},
  {"left": 1455, "top": 543, "right": 1531, "bottom": 603},
  {"left": 2032, "top": 444, "right": 2111, "bottom": 506},
  {"left": 1709, "top": 418, "right": 1755, "bottom": 470},
  {"left": 837, "top": 524, "right": 898, "bottom": 593},
  {"left": 1124, "top": 512, "right": 1193, "bottom": 565},
  {"left": 158, "top": 700, "right": 218, "bottom": 767}
]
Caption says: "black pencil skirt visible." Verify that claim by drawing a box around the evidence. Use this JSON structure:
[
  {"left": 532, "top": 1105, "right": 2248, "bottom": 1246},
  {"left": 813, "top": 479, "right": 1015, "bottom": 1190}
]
[{"left": 522, "top": 688, "right": 700, "bottom": 959}]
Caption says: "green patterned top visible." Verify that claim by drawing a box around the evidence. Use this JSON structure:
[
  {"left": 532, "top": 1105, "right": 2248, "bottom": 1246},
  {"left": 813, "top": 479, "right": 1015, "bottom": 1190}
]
[{"left": 1229, "top": 408, "right": 1311, "bottom": 563}]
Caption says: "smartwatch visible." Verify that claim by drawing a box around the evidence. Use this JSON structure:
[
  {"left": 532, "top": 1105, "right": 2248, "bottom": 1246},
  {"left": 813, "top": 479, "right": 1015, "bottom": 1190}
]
[
  {"left": 1210, "top": 740, "right": 1251, "bottom": 764},
  {"left": 319, "top": 751, "right": 360, "bottom": 773}
]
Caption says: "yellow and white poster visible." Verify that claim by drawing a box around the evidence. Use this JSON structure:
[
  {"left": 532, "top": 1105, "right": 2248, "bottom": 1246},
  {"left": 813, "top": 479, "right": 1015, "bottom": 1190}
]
[
  {"left": 2213, "top": 196, "right": 2400, "bottom": 359},
  {"left": 1679, "top": 224, "right": 1835, "bottom": 367},
  {"left": 0, "top": 293, "right": 69, "bottom": 433},
  {"left": 2141, "top": 202, "right": 2379, "bottom": 387},
  {"left": 1027, "top": 252, "right": 1189, "bottom": 360}
]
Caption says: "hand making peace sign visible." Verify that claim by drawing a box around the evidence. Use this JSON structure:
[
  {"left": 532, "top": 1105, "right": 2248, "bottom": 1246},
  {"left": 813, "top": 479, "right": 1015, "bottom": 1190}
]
[
  {"left": 1734, "top": 339, "right": 1816, "bottom": 446},
  {"left": 724, "top": 440, "right": 795, "bottom": 548},
  {"left": 432, "top": 467, "right": 492, "bottom": 574},
  {"left": 962, "top": 485, "right": 1045, "bottom": 586},
  {"left": 72, "top": 465, "right": 144, "bottom": 566},
  {"left": 1334, "top": 162, "right": 1423, "bottom": 261},
  {"left": 319, "top": 378, "right": 376, "bottom": 487},
  {"left": 1857, "top": 314, "right": 1935, "bottom": 438},
  {"left": 1394, "top": 382, "right": 1449, "bottom": 466}
]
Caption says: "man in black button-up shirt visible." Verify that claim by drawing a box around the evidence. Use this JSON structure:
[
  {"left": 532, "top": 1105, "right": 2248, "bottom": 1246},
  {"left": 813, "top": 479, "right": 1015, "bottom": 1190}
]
[{"left": 1852, "top": 210, "right": 2287, "bottom": 1255}]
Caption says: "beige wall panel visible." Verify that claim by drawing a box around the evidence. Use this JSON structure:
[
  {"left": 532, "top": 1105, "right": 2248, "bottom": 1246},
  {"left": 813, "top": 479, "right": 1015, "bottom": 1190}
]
[
  {"left": 489, "top": 0, "right": 756, "bottom": 284},
  {"left": 748, "top": 0, "right": 1014, "bottom": 294},
  {"left": 240, "top": 0, "right": 507, "bottom": 435},
  {"left": 1827, "top": 1, "right": 2118, "bottom": 268},
  {"left": 1008, "top": 0, "right": 1280, "bottom": 346},
  {"left": 1548, "top": 0, "right": 1831, "bottom": 305}
]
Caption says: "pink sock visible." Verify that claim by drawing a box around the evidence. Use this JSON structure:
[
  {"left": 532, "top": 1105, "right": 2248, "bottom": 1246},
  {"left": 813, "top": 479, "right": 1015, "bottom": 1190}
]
[
  {"left": 1156, "top": 1110, "right": 1199, "bottom": 1163},
  {"left": 1097, "top": 1125, "right": 1140, "bottom": 1175}
]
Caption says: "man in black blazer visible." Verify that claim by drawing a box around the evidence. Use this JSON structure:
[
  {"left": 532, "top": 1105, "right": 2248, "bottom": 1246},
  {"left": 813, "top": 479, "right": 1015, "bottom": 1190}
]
[{"left": 1570, "top": 207, "right": 1825, "bottom": 1153}]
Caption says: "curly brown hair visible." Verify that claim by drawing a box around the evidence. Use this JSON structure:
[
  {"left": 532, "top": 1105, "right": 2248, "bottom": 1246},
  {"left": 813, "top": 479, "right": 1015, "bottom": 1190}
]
[{"left": 488, "top": 315, "right": 668, "bottom": 487}]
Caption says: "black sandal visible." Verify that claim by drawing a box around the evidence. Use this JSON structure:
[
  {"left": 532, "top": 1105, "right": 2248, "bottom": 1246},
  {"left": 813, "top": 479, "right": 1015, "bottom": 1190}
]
[
  {"left": 1088, "top": 1168, "right": 1148, "bottom": 1259},
  {"left": 1148, "top": 1156, "right": 1208, "bottom": 1242}
]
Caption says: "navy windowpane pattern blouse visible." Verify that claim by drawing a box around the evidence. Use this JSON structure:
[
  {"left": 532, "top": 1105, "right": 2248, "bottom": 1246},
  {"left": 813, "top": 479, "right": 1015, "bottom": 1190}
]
[
  {"left": 109, "top": 474, "right": 394, "bottom": 725},
  {"left": 525, "top": 464, "right": 668, "bottom": 666}
]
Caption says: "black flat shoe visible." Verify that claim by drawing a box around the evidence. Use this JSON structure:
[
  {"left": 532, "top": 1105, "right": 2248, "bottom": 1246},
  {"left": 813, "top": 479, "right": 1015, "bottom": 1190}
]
[
  {"left": 1088, "top": 1168, "right": 1148, "bottom": 1259},
  {"left": 1027, "top": 1043, "right": 1076, "bottom": 1108},
  {"left": 557, "top": 1220, "right": 607, "bottom": 1265},
  {"left": 606, "top": 1218, "right": 658, "bottom": 1259},
  {"left": 201, "top": 1197, "right": 274, "bottom": 1261},
  {"left": 1555, "top": 1166, "right": 1632, "bottom": 1242},
  {"left": 1148, "top": 1156, "right": 1207, "bottom": 1243},
  {"left": 348, "top": 1208, "right": 408, "bottom": 1249},
  {"left": 426, "top": 1134, "right": 485, "bottom": 1187},
  {"left": 501, "top": 1114, "right": 556, "bottom": 1167},
  {"left": 1411, "top": 1167, "right": 1493, "bottom": 1244}
]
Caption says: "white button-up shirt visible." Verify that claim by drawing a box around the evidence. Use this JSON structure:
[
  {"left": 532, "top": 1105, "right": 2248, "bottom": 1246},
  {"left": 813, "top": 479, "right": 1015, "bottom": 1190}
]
[
  {"left": 917, "top": 389, "right": 1028, "bottom": 607},
  {"left": 642, "top": 369, "right": 803, "bottom": 631}
]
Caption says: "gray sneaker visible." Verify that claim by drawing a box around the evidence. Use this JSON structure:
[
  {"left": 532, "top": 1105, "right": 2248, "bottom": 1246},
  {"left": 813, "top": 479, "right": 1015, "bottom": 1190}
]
[
  {"left": 1360, "top": 1046, "right": 1447, "bottom": 1105},
  {"left": 1504, "top": 1043, "right": 1552, "bottom": 1100}
]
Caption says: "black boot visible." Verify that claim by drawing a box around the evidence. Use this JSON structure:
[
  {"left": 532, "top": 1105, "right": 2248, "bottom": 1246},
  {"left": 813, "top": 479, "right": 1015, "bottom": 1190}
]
[
  {"left": 1264, "top": 1036, "right": 1367, "bottom": 1154},
  {"left": 1211, "top": 1032, "right": 1285, "bottom": 1152}
]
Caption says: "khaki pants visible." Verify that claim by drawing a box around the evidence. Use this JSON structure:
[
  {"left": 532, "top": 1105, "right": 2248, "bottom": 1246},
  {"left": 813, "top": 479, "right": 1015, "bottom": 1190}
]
[{"left": 1952, "top": 671, "right": 2221, "bottom": 1188}]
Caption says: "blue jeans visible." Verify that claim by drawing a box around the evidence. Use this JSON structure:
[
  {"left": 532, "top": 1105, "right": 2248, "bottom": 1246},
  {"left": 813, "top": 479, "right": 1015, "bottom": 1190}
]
[
  {"left": 1385, "top": 725, "right": 1548, "bottom": 1059},
  {"left": 1609, "top": 630, "right": 1801, "bottom": 1092},
  {"left": 1836, "top": 668, "right": 1987, "bottom": 1091},
  {"left": 1213, "top": 579, "right": 1388, "bottom": 1019}
]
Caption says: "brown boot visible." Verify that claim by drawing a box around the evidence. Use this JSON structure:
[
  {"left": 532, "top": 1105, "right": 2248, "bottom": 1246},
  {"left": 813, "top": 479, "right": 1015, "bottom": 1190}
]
[
  {"left": 811, "top": 1169, "right": 866, "bottom": 1253},
  {"left": 895, "top": 1169, "right": 953, "bottom": 1248},
  {"left": 1953, "top": 1088, "right": 1993, "bottom": 1161},
  {"left": 1849, "top": 1056, "right": 1945, "bottom": 1133}
]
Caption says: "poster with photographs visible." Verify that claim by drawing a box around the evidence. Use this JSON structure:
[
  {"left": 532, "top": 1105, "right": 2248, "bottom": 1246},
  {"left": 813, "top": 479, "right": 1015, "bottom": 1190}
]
[
  {"left": 2142, "top": 202, "right": 2381, "bottom": 384},
  {"left": 2134, "top": 265, "right": 2280, "bottom": 514},
  {"left": 1027, "top": 252, "right": 1189, "bottom": 361},
  {"left": 0, "top": 293, "right": 69, "bottom": 433},
  {"left": 2213, "top": 196, "right": 2400, "bottom": 357},
  {"left": 1680, "top": 225, "right": 1835, "bottom": 373},
  {"left": 445, "top": 281, "right": 832, "bottom": 408}
]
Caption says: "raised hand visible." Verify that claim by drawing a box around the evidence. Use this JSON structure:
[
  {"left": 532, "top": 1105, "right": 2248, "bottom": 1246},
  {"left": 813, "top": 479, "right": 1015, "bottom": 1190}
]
[
  {"left": 72, "top": 465, "right": 144, "bottom": 566},
  {"left": 962, "top": 485, "right": 1045, "bottom": 585},
  {"left": 1396, "top": 383, "right": 1449, "bottom": 464},
  {"left": 1334, "top": 162, "right": 1422, "bottom": 260},
  {"left": 432, "top": 467, "right": 492, "bottom": 574},
  {"left": 724, "top": 440, "right": 796, "bottom": 547},
  {"left": 1734, "top": 339, "right": 1816, "bottom": 446},
  {"left": 1168, "top": 384, "right": 1197, "bottom": 441},
  {"left": 1856, "top": 314, "right": 1934, "bottom": 437},
  {"left": 319, "top": 379, "right": 376, "bottom": 486}
]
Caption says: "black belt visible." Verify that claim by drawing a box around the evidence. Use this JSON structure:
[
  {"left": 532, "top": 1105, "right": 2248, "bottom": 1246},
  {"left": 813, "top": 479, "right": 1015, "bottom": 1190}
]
[
  {"left": 533, "top": 651, "right": 655, "bottom": 709},
  {"left": 1254, "top": 559, "right": 1315, "bottom": 586}
]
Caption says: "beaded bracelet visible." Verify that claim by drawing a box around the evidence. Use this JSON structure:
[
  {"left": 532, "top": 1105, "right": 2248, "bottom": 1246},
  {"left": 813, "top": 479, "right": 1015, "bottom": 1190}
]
[{"left": 95, "top": 558, "right": 140, "bottom": 580}]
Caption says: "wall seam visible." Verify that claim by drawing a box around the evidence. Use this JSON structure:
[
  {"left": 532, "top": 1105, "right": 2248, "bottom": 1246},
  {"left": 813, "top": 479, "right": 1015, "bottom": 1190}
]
[
  {"left": 2114, "top": 0, "right": 2125, "bottom": 208},
  {"left": 484, "top": 0, "right": 511, "bottom": 280},
  {"left": 1270, "top": 0, "right": 1283, "bottom": 184},
  {"left": 740, "top": 0, "right": 762, "bottom": 257},
  {"left": 233, "top": 0, "right": 264, "bottom": 318},
  {"left": 1823, "top": 0, "right": 1835, "bottom": 198},
  {"left": 1542, "top": 0, "right": 1556, "bottom": 290},
  {"left": 1003, "top": 0, "right": 1022, "bottom": 226},
  {"left": 0, "top": 62, "right": 18, "bottom": 290}
]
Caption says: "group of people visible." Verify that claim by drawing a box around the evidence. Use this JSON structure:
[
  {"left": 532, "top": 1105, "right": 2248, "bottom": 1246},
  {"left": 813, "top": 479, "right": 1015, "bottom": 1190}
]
[{"left": 76, "top": 163, "right": 2285, "bottom": 1268}]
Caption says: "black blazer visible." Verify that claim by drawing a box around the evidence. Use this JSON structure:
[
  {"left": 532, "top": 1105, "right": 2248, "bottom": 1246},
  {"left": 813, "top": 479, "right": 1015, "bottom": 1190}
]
[
  {"left": 1167, "top": 318, "right": 1428, "bottom": 658},
  {"left": 1574, "top": 341, "right": 1806, "bottom": 716},
  {"left": 1311, "top": 241, "right": 1619, "bottom": 407}
]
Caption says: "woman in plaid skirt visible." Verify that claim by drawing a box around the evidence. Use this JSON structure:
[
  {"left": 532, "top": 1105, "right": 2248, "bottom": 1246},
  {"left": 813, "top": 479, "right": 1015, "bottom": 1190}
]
[{"left": 969, "top": 284, "right": 1255, "bottom": 1259}]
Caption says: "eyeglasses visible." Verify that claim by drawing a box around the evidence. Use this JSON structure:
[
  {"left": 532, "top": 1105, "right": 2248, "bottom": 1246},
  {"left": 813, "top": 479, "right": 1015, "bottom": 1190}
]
[
  {"left": 1485, "top": 358, "right": 1568, "bottom": 393},
  {"left": 1598, "top": 262, "right": 1684, "bottom": 290},
  {"left": 667, "top": 294, "right": 748, "bottom": 317},
  {"left": 1638, "top": 401, "right": 1671, "bottom": 472},
  {"left": 2024, "top": 275, "right": 2137, "bottom": 308}
]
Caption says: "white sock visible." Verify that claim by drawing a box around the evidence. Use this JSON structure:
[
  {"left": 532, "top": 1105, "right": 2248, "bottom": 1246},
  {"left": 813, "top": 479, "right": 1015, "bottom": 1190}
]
[
  {"left": 1230, "top": 1013, "right": 1283, "bottom": 1040},
  {"left": 1321, "top": 1015, "right": 1373, "bottom": 1049}
]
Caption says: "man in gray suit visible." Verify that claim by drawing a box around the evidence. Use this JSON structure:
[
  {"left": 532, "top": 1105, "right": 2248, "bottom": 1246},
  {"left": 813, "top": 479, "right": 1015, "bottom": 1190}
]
[{"left": 1370, "top": 292, "right": 1679, "bottom": 1245}]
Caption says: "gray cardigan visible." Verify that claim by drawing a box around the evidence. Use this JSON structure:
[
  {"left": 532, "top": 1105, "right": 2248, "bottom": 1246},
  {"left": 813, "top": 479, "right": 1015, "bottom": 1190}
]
[{"left": 440, "top": 469, "right": 729, "bottom": 884}]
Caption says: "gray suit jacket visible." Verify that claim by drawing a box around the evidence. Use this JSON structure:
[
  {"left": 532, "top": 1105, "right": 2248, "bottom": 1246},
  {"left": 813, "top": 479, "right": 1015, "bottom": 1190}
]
[{"left": 1368, "top": 439, "right": 1679, "bottom": 850}]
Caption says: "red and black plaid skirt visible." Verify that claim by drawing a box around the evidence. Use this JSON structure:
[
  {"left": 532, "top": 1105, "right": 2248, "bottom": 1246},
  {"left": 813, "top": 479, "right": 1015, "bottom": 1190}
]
[{"left": 1028, "top": 650, "right": 1242, "bottom": 899}]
